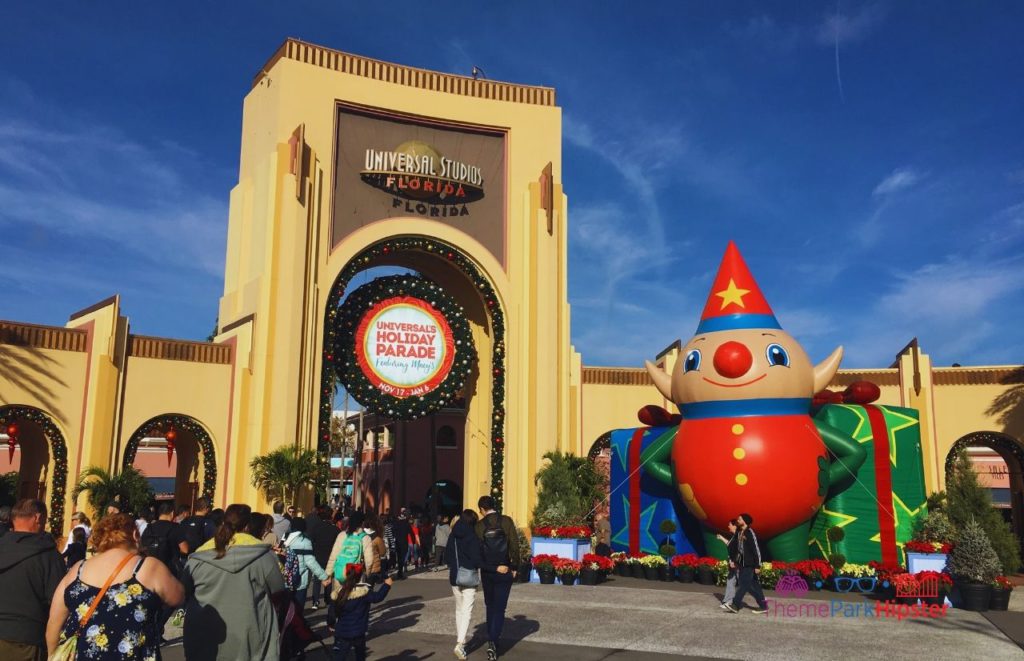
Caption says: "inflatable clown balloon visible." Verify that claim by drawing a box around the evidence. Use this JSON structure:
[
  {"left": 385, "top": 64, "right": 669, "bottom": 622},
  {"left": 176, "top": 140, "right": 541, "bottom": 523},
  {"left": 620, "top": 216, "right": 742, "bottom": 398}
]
[{"left": 642, "top": 242, "right": 866, "bottom": 561}]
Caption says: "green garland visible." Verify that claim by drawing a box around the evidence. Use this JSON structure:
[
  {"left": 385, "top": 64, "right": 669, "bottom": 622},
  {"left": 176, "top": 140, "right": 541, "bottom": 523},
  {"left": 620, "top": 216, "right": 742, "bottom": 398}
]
[
  {"left": 319, "top": 237, "right": 507, "bottom": 510},
  {"left": 333, "top": 275, "right": 476, "bottom": 420},
  {"left": 122, "top": 414, "right": 217, "bottom": 501},
  {"left": 0, "top": 405, "right": 69, "bottom": 533}
]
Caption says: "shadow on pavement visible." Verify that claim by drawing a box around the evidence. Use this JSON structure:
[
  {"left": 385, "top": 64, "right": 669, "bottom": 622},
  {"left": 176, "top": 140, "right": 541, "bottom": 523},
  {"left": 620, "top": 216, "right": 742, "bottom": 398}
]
[{"left": 466, "top": 614, "right": 540, "bottom": 655}]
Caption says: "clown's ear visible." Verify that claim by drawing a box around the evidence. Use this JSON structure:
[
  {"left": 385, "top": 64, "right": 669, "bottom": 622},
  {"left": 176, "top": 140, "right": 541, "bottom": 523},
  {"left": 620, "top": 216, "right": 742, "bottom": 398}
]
[
  {"left": 645, "top": 360, "right": 673, "bottom": 401},
  {"left": 813, "top": 346, "right": 843, "bottom": 394}
]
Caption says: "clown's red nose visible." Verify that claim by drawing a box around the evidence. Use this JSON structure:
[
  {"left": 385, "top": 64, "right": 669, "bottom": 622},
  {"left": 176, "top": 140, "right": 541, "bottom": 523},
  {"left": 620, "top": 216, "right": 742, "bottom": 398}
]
[{"left": 713, "top": 341, "right": 752, "bottom": 379}]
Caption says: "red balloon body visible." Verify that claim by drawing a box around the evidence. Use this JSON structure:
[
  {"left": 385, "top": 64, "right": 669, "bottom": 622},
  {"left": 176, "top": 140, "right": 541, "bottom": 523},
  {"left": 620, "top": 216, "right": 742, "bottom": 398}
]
[{"left": 673, "top": 414, "right": 826, "bottom": 538}]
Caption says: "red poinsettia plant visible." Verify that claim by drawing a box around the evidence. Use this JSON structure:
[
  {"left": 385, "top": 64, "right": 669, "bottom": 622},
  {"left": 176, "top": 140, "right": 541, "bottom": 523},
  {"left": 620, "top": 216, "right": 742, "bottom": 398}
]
[
  {"left": 892, "top": 572, "right": 919, "bottom": 594},
  {"left": 532, "top": 526, "right": 592, "bottom": 539},
  {"left": 914, "top": 570, "right": 953, "bottom": 588},
  {"left": 581, "top": 553, "right": 614, "bottom": 571},
  {"left": 868, "top": 561, "right": 907, "bottom": 582},
  {"left": 697, "top": 556, "right": 720, "bottom": 568},
  {"left": 532, "top": 554, "right": 559, "bottom": 572},
  {"left": 671, "top": 553, "right": 700, "bottom": 568},
  {"left": 905, "top": 540, "right": 953, "bottom": 554},
  {"left": 794, "top": 559, "right": 835, "bottom": 581},
  {"left": 994, "top": 575, "right": 1014, "bottom": 591},
  {"left": 553, "top": 558, "right": 582, "bottom": 577}
]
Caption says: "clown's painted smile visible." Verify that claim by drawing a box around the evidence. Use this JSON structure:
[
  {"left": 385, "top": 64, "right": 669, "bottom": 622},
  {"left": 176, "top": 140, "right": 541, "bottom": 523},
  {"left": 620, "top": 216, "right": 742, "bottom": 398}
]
[{"left": 701, "top": 373, "right": 767, "bottom": 388}]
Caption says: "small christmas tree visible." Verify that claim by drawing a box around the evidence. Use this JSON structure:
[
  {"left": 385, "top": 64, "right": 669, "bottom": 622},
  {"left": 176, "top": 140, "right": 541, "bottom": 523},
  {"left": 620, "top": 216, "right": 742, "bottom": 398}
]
[{"left": 947, "top": 518, "right": 1001, "bottom": 584}]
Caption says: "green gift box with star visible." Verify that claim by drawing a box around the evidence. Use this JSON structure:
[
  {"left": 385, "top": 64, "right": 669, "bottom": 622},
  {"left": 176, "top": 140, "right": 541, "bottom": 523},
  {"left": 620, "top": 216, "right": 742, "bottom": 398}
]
[{"left": 808, "top": 403, "right": 928, "bottom": 567}]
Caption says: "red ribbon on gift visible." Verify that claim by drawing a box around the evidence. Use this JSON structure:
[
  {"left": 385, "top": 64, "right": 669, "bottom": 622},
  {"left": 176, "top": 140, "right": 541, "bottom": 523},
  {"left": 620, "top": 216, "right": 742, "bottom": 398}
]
[
  {"left": 628, "top": 428, "right": 645, "bottom": 555},
  {"left": 865, "top": 405, "right": 898, "bottom": 566}
]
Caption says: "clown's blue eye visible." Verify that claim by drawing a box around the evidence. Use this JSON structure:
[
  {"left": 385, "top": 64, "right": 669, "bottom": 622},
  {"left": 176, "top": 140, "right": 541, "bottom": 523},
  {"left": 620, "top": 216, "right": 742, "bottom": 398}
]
[
  {"left": 683, "top": 349, "right": 702, "bottom": 373},
  {"left": 766, "top": 343, "right": 790, "bottom": 367}
]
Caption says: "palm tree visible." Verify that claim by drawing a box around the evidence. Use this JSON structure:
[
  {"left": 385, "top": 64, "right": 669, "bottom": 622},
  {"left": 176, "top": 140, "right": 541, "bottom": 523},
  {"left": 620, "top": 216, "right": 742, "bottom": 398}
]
[
  {"left": 249, "top": 445, "right": 327, "bottom": 505},
  {"left": 531, "top": 450, "right": 604, "bottom": 527},
  {"left": 73, "top": 466, "right": 154, "bottom": 520},
  {"left": 0, "top": 471, "right": 19, "bottom": 507}
]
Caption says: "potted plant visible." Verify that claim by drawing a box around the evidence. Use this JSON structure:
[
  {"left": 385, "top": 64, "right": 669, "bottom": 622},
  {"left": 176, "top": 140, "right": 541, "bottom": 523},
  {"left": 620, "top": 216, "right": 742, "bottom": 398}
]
[
  {"left": 580, "top": 553, "right": 611, "bottom": 585},
  {"left": 795, "top": 560, "right": 833, "bottom": 590},
  {"left": 672, "top": 553, "right": 697, "bottom": 583},
  {"left": 640, "top": 554, "right": 667, "bottom": 580},
  {"left": 628, "top": 554, "right": 645, "bottom": 579},
  {"left": 991, "top": 576, "right": 1014, "bottom": 611},
  {"left": 610, "top": 552, "right": 627, "bottom": 576},
  {"left": 868, "top": 562, "right": 905, "bottom": 600},
  {"left": 533, "top": 554, "right": 557, "bottom": 584},
  {"left": 695, "top": 557, "right": 718, "bottom": 585},
  {"left": 758, "top": 562, "right": 783, "bottom": 591},
  {"left": 831, "top": 563, "right": 876, "bottom": 593},
  {"left": 516, "top": 528, "right": 533, "bottom": 583},
  {"left": 555, "top": 558, "right": 581, "bottom": 586},
  {"left": 892, "top": 572, "right": 920, "bottom": 604},
  {"left": 947, "top": 518, "right": 1002, "bottom": 611},
  {"left": 915, "top": 570, "right": 952, "bottom": 606}
]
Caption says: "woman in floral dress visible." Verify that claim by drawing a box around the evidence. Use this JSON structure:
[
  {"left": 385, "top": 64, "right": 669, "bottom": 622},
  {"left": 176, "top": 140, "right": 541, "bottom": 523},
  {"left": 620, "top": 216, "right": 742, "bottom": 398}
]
[{"left": 45, "top": 513, "right": 184, "bottom": 660}]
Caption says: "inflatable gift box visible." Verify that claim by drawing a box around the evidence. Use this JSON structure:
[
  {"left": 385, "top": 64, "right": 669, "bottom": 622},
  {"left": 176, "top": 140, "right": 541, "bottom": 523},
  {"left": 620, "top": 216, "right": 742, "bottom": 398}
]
[
  {"left": 609, "top": 425, "right": 702, "bottom": 556},
  {"left": 808, "top": 403, "right": 928, "bottom": 566}
]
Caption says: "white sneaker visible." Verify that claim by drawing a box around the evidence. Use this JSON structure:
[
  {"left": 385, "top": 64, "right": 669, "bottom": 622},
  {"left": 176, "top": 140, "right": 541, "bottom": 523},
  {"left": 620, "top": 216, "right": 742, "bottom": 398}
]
[{"left": 454, "top": 643, "right": 468, "bottom": 660}]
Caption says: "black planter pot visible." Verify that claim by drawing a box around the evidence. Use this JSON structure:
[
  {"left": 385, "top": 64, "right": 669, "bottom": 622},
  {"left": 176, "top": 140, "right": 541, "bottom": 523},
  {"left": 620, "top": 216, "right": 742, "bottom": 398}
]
[
  {"left": 897, "top": 596, "right": 918, "bottom": 605},
  {"left": 696, "top": 567, "right": 715, "bottom": 585},
  {"left": 875, "top": 581, "right": 896, "bottom": 601},
  {"left": 615, "top": 564, "right": 627, "bottom": 576},
  {"left": 659, "top": 565, "right": 673, "bottom": 582},
  {"left": 580, "top": 569, "right": 598, "bottom": 586},
  {"left": 806, "top": 578, "right": 822, "bottom": 591},
  {"left": 642, "top": 566, "right": 659, "bottom": 581},
  {"left": 538, "top": 569, "right": 556, "bottom": 585},
  {"left": 990, "top": 588, "right": 1011, "bottom": 611},
  {"left": 630, "top": 564, "right": 644, "bottom": 579},
  {"left": 559, "top": 574, "right": 576, "bottom": 586},
  {"left": 677, "top": 567, "right": 695, "bottom": 583},
  {"left": 598, "top": 569, "right": 610, "bottom": 583},
  {"left": 921, "top": 594, "right": 945, "bottom": 607},
  {"left": 955, "top": 582, "right": 992, "bottom": 612},
  {"left": 519, "top": 562, "right": 532, "bottom": 582}
]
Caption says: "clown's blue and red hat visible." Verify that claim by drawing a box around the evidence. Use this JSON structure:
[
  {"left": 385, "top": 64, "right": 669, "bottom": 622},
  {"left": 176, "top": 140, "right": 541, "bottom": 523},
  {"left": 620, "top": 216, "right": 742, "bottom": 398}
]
[{"left": 696, "top": 241, "right": 781, "bottom": 334}]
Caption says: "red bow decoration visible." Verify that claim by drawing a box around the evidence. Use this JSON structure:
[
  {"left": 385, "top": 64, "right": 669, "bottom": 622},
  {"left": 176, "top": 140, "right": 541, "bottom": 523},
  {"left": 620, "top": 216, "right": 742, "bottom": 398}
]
[
  {"left": 6, "top": 423, "right": 17, "bottom": 462},
  {"left": 164, "top": 426, "right": 177, "bottom": 466},
  {"left": 346, "top": 563, "right": 365, "bottom": 578}
]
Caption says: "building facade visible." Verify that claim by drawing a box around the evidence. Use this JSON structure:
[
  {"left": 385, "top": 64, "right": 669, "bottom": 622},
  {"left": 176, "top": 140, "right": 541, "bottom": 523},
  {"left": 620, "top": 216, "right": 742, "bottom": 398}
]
[{"left": 0, "top": 40, "right": 1021, "bottom": 541}]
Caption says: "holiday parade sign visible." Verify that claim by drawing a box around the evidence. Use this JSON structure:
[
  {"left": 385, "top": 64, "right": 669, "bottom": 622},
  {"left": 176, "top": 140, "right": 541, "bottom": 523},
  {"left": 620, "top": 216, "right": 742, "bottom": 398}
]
[
  {"left": 334, "top": 275, "right": 476, "bottom": 420},
  {"left": 355, "top": 296, "right": 455, "bottom": 398},
  {"left": 332, "top": 106, "right": 507, "bottom": 266}
]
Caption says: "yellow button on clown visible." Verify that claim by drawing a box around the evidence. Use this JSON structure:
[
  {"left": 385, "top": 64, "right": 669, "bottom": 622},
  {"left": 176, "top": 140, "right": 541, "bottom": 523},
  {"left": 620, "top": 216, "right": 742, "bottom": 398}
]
[{"left": 643, "top": 241, "right": 866, "bottom": 561}]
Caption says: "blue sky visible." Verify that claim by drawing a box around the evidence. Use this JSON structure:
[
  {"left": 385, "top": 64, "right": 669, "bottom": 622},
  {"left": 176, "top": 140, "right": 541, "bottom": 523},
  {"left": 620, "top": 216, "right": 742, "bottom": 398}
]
[{"left": 2, "top": 2, "right": 1023, "bottom": 370}]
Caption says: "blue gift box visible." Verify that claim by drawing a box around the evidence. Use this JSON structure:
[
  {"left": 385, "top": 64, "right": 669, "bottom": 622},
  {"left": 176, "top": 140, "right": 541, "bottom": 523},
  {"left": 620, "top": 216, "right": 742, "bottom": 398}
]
[{"left": 608, "top": 426, "right": 702, "bottom": 556}]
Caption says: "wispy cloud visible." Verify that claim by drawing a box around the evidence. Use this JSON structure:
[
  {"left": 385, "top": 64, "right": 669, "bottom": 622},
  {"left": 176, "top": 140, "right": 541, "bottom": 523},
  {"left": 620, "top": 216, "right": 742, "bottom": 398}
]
[
  {"left": 873, "top": 167, "right": 923, "bottom": 197},
  {"left": 814, "top": 4, "right": 887, "bottom": 46}
]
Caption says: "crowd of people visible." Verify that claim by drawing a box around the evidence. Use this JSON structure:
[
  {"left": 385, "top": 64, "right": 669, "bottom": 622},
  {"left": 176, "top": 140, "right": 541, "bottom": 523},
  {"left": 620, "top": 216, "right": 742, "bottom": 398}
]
[{"left": 0, "top": 494, "right": 523, "bottom": 661}]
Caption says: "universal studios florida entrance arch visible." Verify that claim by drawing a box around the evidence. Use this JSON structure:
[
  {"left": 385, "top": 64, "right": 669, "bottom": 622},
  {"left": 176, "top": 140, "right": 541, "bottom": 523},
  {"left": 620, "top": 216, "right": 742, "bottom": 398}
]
[{"left": 216, "top": 39, "right": 576, "bottom": 520}]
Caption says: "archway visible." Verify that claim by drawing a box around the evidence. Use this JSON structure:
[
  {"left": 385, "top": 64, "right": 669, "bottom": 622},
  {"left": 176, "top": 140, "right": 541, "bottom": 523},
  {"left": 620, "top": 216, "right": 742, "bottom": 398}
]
[
  {"left": 946, "top": 431, "right": 1024, "bottom": 552},
  {"left": 123, "top": 414, "right": 216, "bottom": 506},
  {"left": 319, "top": 236, "right": 506, "bottom": 510},
  {"left": 0, "top": 405, "right": 69, "bottom": 533}
]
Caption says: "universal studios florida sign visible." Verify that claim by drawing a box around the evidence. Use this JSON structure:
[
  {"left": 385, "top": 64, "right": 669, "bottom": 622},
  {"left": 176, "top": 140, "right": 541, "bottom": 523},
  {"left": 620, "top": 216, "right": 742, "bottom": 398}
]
[{"left": 360, "top": 141, "right": 485, "bottom": 217}]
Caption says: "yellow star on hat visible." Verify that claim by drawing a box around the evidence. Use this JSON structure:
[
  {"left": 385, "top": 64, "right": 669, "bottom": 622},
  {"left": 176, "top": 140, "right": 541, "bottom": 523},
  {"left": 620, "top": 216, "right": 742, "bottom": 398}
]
[{"left": 715, "top": 278, "right": 751, "bottom": 310}]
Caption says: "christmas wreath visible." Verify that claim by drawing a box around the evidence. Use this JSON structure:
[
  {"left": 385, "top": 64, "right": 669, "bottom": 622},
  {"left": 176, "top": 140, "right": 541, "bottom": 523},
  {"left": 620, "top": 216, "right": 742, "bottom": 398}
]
[{"left": 333, "top": 274, "right": 477, "bottom": 420}]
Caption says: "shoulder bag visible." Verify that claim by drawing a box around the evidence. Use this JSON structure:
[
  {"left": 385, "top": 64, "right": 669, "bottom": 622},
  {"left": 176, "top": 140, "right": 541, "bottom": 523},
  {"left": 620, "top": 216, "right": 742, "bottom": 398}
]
[
  {"left": 454, "top": 542, "right": 480, "bottom": 588},
  {"left": 49, "top": 553, "right": 138, "bottom": 661}
]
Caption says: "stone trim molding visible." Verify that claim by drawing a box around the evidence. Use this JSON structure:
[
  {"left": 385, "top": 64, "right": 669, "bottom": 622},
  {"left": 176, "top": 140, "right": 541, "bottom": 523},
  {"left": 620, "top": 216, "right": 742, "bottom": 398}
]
[{"left": 256, "top": 38, "right": 556, "bottom": 106}]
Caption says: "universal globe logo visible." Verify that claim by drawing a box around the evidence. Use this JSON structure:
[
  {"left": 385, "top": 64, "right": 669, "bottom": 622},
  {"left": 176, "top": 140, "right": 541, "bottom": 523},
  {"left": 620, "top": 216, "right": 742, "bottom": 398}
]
[{"left": 361, "top": 140, "right": 485, "bottom": 218}]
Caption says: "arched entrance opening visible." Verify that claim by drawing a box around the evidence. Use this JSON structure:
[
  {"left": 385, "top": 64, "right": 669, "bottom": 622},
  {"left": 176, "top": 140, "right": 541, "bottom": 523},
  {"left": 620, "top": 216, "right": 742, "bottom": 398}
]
[
  {"left": 0, "top": 405, "right": 69, "bottom": 533},
  {"left": 945, "top": 431, "right": 1024, "bottom": 554},
  {"left": 123, "top": 414, "right": 216, "bottom": 508},
  {"left": 320, "top": 236, "right": 505, "bottom": 516}
]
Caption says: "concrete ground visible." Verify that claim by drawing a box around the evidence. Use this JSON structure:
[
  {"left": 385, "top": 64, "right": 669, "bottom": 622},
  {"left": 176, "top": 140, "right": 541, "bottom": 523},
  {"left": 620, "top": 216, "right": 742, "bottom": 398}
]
[{"left": 161, "top": 571, "right": 1024, "bottom": 660}]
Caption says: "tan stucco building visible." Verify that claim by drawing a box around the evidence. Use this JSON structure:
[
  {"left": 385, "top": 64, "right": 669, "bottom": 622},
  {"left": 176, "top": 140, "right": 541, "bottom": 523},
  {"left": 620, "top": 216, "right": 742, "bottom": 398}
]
[{"left": 1, "top": 39, "right": 1021, "bottom": 541}]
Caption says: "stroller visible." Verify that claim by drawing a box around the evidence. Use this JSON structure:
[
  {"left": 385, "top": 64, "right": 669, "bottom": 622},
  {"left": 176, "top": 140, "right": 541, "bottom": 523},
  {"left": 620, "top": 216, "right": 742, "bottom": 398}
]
[{"left": 273, "top": 592, "right": 330, "bottom": 660}]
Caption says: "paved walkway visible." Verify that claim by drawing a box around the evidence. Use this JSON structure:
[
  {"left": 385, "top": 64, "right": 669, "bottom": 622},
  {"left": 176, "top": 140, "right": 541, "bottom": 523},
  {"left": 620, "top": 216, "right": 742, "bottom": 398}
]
[{"left": 161, "top": 572, "right": 1024, "bottom": 660}]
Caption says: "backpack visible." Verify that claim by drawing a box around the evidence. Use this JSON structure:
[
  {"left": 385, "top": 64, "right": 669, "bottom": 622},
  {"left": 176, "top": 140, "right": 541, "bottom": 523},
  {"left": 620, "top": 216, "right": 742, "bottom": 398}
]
[
  {"left": 181, "top": 515, "right": 214, "bottom": 553},
  {"left": 140, "top": 520, "right": 177, "bottom": 569},
  {"left": 333, "top": 531, "right": 365, "bottom": 580},
  {"left": 481, "top": 515, "right": 509, "bottom": 566}
]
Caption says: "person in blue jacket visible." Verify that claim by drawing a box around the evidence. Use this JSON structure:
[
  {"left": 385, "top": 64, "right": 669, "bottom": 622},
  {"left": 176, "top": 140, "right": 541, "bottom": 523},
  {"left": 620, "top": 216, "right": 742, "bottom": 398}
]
[
  {"left": 331, "top": 563, "right": 392, "bottom": 661},
  {"left": 283, "top": 517, "right": 329, "bottom": 611}
]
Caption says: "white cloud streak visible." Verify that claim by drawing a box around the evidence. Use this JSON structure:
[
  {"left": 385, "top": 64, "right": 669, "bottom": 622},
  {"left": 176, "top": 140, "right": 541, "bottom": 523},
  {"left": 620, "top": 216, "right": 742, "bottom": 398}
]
[{"left": 873, "top": 167, "right": 923, "bottom": 197}]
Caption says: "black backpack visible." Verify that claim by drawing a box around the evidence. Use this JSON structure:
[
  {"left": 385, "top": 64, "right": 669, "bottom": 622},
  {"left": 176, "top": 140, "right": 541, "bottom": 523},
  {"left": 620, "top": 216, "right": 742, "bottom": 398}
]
[
  {"left": 181, "top": 515, "right": 214, "bottom": 553},
  {"left": 140, "top": 520, "right": 177, "bottom": 568},
  {"left": 481, "top": 515, "right": 509, "bottom": 566}
]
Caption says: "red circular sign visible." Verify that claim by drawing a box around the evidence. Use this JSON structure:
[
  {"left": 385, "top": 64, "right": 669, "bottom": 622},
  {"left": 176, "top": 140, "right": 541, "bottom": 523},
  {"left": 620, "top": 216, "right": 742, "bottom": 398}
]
[{"left": 354, "top": 296, "right": 456, "bottom": 398}]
